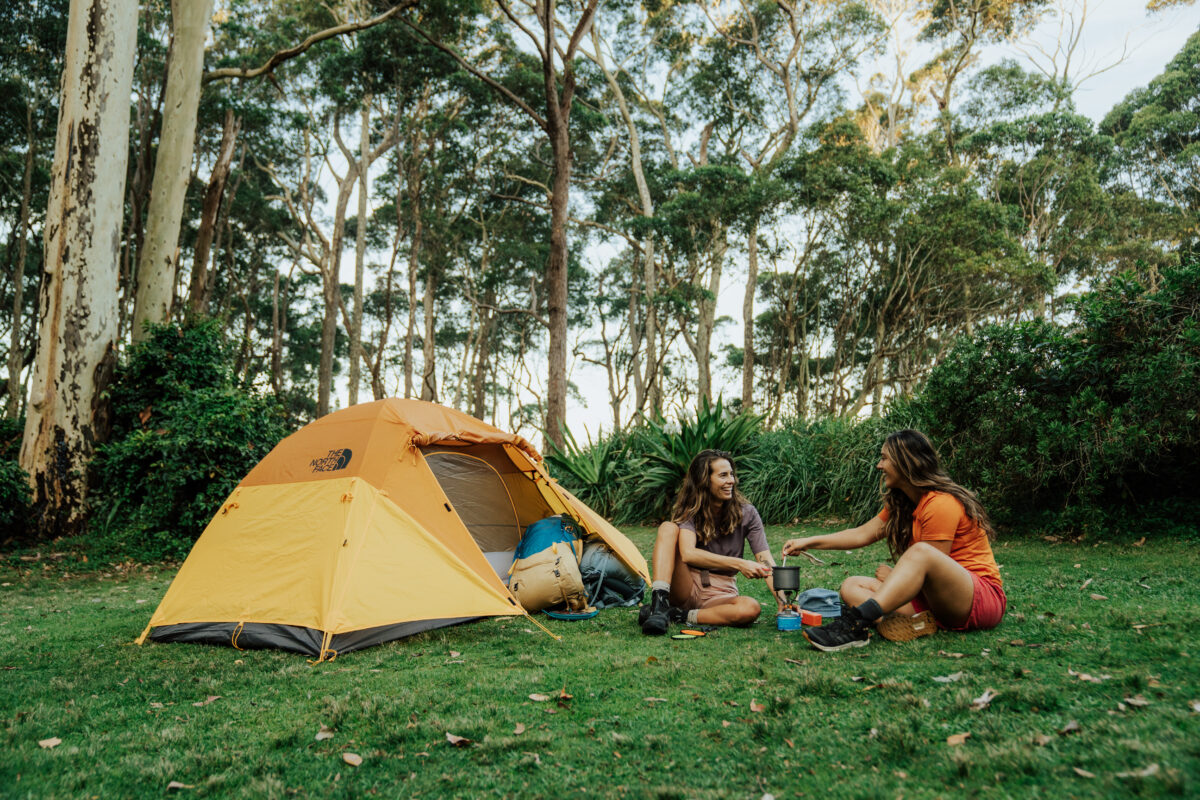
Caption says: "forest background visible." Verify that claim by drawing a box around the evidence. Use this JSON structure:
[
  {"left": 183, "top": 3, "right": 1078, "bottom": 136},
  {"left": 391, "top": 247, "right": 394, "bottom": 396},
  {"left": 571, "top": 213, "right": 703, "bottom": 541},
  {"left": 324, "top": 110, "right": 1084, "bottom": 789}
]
[{"left": 0, "top": 0, "right": 1198, "bottom": 555}]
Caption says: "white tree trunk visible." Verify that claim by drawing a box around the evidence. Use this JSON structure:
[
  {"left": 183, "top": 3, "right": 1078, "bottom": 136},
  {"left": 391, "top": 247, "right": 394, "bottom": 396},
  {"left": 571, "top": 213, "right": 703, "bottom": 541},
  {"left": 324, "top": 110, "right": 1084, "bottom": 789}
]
[
  {"left": 132, "top": 0, "right": 214, "bottom": 339},
  {"left": 349, "top": 100, "right": 369, "bottom": 406},
  {"left": 21, "top": 0, "right": 138, "bottom": 535}
]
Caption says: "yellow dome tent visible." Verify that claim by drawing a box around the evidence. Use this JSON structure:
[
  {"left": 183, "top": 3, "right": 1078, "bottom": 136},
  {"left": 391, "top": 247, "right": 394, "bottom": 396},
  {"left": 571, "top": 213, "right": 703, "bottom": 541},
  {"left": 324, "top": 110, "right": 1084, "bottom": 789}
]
[{"left": 136, "top": 399, "right": 648, "bottom": 660}]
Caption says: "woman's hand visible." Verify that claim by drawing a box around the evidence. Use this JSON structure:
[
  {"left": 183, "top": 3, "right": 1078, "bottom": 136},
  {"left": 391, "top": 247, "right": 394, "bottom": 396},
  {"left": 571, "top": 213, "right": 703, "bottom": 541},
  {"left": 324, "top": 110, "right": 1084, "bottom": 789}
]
[
  {"left": 782, "top": 536, "right": 818, "bottom": 556},
  {"left": 737, "top": 559, "right": 772, "bottom": 579}
]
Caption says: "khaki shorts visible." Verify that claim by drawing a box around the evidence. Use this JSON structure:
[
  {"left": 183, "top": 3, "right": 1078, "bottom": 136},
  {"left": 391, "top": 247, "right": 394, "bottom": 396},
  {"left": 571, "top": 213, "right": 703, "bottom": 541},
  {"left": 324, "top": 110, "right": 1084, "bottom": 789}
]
[{"left": 682, "top": 569, "right": 739, "bottom": 610}]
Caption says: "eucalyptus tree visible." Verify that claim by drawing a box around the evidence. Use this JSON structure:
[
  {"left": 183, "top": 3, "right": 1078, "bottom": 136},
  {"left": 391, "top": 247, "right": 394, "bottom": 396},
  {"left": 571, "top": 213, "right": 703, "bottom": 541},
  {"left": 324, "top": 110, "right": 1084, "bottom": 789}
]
[
  {"left": 1101, "top": 29, "right": 1200, "bottom": 269},
  {"left": 20, "top": 0, "right": 138, "bottom": 536},
  {"left": 811, "top": 121, "right": 1038, "bottom": 415},
  {"left": 405, "top": 0, "right": 599, "bottom": 447},
  {"left": 0, "top": 0, "right": 66, "bottom": 418},
  {"left": 962, "top": 61, "right": 1114, "bottom": 316},
  {"left": 131, "top": 0, "right": 215, "bottom": 340},
  {"left": 911, "top": 0, "right": 1049, "bottom": 161}
]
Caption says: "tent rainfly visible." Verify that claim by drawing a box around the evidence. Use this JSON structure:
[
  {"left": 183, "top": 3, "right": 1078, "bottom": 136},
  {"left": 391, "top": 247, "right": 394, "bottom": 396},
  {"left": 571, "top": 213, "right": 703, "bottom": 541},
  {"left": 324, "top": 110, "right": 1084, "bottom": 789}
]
[{"left": 137, "top": 399, "right": 648, "bottom": 660}]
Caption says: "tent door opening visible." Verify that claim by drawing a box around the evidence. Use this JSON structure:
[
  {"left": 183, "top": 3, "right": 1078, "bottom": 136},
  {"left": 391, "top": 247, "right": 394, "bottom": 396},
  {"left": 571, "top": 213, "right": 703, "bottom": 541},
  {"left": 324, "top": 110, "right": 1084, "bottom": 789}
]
[{"left": 423, "top": 450, "right": 522, "bottom": 580}]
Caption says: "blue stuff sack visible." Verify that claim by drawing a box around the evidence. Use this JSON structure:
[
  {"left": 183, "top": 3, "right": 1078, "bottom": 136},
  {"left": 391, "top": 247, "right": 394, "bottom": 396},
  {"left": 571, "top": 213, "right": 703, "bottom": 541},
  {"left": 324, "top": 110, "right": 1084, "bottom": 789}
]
[{"left": 795, "top": 588, "right": 842, "bottom": 617}]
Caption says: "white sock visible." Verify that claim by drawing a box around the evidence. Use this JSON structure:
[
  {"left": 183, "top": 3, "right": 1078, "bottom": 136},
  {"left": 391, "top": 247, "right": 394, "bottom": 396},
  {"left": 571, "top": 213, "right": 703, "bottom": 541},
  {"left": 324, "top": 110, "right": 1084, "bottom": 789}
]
[
  {"left": 686, "top": 609, "right": 699, "bottom": 625},
  {"left": 651, "top": 580, "right": 670, "bottom": 593}
]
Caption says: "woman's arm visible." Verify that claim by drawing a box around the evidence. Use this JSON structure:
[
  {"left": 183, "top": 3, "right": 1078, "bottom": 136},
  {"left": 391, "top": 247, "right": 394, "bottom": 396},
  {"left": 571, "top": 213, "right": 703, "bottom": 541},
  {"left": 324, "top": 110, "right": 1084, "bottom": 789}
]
[
  {"left": 782, "top": 514, "right": 884, "bottom": 556},
  {"left": 677, "top": 527, "right": 771, "bottom": 579},
  {"left": 753, "top": 548, "right": 787, "bottom": 609}
]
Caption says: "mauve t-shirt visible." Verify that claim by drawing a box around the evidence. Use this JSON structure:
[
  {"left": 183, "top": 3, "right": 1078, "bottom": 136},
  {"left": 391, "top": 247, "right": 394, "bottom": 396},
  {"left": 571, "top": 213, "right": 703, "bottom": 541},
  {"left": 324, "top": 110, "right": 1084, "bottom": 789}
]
[{"left": 679, "top": 503, "right": 769, "bottom": 573}]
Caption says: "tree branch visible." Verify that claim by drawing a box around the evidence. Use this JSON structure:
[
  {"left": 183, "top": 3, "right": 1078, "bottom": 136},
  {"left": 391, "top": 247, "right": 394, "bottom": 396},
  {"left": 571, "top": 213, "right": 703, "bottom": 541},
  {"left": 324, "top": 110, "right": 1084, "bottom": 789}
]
[{"left": 202, "top": 0, "right": 420, "bottom": 85}]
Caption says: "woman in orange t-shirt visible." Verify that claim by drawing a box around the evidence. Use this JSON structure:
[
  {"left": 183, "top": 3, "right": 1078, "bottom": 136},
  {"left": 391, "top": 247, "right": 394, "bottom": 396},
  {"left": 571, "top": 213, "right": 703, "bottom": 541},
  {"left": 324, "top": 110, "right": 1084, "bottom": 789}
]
[{"left": 782, "top": 429, "right": 1006, "bottom": 652}]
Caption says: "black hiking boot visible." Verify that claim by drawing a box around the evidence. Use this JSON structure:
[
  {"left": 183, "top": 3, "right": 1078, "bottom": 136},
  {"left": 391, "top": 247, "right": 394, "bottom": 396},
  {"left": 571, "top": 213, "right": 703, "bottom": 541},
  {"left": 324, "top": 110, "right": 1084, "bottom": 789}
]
[
  {"left": 804, "top": 604, "right": 872, "bottom": 652},
  {"left": 639, "top": 589, "right": 681, "bottom": 635}
]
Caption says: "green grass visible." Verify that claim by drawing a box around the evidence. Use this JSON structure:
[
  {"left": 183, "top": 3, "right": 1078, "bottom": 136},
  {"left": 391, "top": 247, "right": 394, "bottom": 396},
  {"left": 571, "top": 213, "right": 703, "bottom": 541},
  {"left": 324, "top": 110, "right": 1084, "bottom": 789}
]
[{"left": 2, "top": 527, "right": 1199, "bottom": 799}]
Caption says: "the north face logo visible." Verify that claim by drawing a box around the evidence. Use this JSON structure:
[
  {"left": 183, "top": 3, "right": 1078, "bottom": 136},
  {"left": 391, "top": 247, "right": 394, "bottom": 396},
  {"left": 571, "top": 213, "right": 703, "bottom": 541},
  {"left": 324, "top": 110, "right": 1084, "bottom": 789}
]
[{"left": 310, "top": 448, "right": 353, "bottom": 472}]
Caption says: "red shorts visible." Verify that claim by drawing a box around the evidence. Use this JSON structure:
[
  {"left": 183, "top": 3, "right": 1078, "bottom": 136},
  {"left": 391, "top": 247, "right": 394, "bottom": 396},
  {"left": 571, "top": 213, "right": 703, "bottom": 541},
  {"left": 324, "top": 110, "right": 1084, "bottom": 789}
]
[{"left": 912, "top": 573, "right": 1006, "bottom": 631}]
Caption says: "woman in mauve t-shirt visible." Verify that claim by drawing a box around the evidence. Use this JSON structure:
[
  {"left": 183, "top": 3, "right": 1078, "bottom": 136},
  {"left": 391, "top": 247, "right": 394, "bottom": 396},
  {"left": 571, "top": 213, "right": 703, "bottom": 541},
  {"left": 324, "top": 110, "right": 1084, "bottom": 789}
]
[
  {"left": 637, "top": 449, "right": 783, "bottom": 635},
  {"left": 783, "top": 429, "right": 1006, "bottom": 652}
]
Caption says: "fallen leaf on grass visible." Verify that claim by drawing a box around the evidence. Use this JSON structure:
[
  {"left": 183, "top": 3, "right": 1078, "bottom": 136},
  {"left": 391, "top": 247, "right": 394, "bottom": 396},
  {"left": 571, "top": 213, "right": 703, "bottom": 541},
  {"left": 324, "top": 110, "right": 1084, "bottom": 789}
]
[
  {"left": 315, "top": 725, "right": 334, "bottom": 742},
  {"left": 1080, "top": 578, "right": 1093, "bottom": 590},
  {"left": 449, "top": 651, "right": 460, "bottom": 658},
  {"left": 513, "top": 723, "right": 526, "bottom": 735},
  {"left": 1033, "top": 734, "right": 1053, "bottom": 746},
  {"left": 1133, "top": 537, "right": 1146, "bottom": 547},
  {"left": 783, "top": 658, "right": 804, "bottom": 667},
  {"left": 946, "top": 732, "right": 970, "bottom": 746},
  {"left": 192, "top": 695, "right": 221, "bottom": 707},
  {"left": 38, "top": 737, "right": 62, "bottom": 749},
  {"left": 1073, "top": 767, "right": 1095, "bottom": 778},
  {"left": 970, "top": 689, "right": 997, "bottom": 710},
  {"left": 850, "top": 676, "right": 865, "bottom": 682},
  {"left": 166, "top": 781, "right": 194, "bottom": 791},
  {"left": 528, "top": 693, "right": 550, "bottom": 702},
  {"left": 1067, "top": 669, "right": 1110, "bottom": 683},
  {"left": 445, "top": 732, "right": 472, "bottom": 747},
  {"left": 644, "top": 697, "right": 668, "bottom": 703},
  {"left": 938, "top": 650, "right": 965, "bottom": 658},
  {"left": 722, "top": 721, "right": 732, "bottom": 728},
  {"left": 645, "top": 656, "right": 658, "bottom": 664},
  {"left": 1189, "top": 700, "right": 1200, "bottom": 713},
  {"left": 1116, "top": 763, "right": 1160, "bottom": 779},
  {"left": 749, "top": 700, "right": 766, "bottom": 713},
  {"left": 1060, "top": 720, "right": 1082, "bottom": 735},
  {"left": 933, "top": 671, "right": 964, "bottom": 683},
  {"left": 342, "top": 753, "right": 363, "bottom": 766},
  {"left": 1123, "top": 695, "right": 1150, "bottom": 708},
  {"left": 150, "top": 702, "right": 165, "bottom": 709},
  {"left": 1089, "top": 593, "right": 1108, "bottom": 601},
  {"left": 557, "top": 688, "right": 573, "bottom": 705}
]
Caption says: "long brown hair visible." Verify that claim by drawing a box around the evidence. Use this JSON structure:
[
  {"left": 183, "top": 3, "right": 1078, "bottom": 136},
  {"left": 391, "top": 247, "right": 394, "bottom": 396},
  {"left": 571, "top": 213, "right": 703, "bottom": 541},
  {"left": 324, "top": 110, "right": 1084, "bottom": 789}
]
[
  {"left": 671, "top": 449, "right": 748, "bottom": 545},
  {"left": 881, "top": 429, "right": 995, "bottom": 559}
]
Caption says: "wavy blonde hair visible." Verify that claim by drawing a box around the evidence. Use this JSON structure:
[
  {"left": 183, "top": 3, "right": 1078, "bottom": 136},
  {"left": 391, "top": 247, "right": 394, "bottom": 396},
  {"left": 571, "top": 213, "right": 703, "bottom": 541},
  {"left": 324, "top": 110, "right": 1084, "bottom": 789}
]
[
  {"left": 881, "top": 430, "right": 995, "bottom": 559},
  {"left": 671, "top": 449, "right": 747, "bottom": 545}
]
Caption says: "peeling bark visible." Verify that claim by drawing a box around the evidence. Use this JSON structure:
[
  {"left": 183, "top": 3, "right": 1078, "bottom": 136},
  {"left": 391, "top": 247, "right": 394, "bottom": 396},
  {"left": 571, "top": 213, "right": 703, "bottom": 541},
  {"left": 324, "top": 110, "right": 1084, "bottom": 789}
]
[{"left": 21, "top": 0, "right": 138, "bottom": 537}]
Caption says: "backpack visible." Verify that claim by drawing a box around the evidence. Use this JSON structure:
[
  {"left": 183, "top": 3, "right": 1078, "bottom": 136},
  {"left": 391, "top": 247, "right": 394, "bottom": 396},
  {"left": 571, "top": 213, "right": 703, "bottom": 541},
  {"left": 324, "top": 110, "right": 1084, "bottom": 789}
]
[
  {"left": 580, "top": 540, "right": 646, "bottom": 609},
  {"left": 509, "top": 516, "right": 592, "bottom": 614}
]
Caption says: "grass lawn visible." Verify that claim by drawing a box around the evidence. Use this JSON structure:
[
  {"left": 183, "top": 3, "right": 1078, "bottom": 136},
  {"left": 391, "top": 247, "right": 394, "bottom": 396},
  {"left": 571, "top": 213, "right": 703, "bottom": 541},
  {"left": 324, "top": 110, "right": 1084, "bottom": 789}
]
[{"left": 2, "top": 524, "right": 1198, "bottom": 799}]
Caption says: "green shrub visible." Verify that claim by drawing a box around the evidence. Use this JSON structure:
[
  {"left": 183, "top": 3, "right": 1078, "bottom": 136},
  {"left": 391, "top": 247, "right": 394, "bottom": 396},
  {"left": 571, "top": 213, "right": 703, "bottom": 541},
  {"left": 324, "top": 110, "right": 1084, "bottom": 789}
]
[
  {"left": 918, "top": 261, "right": 1200, "bottom": 535},
  {"left": 0, "top": 417, "right": 31, "bottom": 537},
  {"left": 89, "top": 322, "right": 292, "bottom": 561}
]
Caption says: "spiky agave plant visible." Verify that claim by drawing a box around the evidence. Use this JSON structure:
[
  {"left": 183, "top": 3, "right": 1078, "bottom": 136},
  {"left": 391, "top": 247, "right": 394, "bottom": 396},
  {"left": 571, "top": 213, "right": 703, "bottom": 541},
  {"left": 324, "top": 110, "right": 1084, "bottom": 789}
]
[
  {"left": 544, "top": 425, "right": 629, "bottom": 518},
  {"left": 620, "top": 396, "right": 764, "bottom": 523}
]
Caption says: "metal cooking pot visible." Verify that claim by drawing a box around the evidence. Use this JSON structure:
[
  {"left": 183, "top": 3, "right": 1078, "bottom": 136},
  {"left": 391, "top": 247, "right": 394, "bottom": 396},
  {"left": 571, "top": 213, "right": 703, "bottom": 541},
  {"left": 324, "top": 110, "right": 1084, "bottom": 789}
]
[{"left": 772, "top": 565, "right": 800, "bottom": 591}]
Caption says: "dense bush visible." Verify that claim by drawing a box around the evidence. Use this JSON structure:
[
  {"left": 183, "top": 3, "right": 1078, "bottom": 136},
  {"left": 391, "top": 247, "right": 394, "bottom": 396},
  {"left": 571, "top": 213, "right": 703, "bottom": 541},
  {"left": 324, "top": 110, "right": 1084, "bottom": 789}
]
[
  {"left": 919, "top": 262, "right": 1200, "bottom": 534},
  {"left": 89, "top": 321, "right": 292, "bottom": 561},
  {"left": 0, "top": 416, "right": 30, "bottom": 538}
]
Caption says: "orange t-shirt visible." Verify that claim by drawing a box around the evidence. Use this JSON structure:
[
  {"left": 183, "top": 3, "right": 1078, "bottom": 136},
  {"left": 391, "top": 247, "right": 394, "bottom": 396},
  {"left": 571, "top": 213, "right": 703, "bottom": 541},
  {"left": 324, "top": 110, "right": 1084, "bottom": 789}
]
[{"left": 879, "top": 492, "right": 1001, "bottom": 587}]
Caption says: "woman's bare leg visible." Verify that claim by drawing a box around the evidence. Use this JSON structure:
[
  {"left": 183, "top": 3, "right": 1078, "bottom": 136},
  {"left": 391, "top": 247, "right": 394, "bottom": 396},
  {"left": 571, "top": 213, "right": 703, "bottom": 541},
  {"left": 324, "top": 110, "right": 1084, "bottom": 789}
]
[
  {"left": 695, "top": 596, "right": 761, "bottom": 627},
  {"left": 840, "top": 575, "right": 917, "bottom": 617},
  {"left": 868, "top": 542, "right": 975, "bottom": 626}
]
